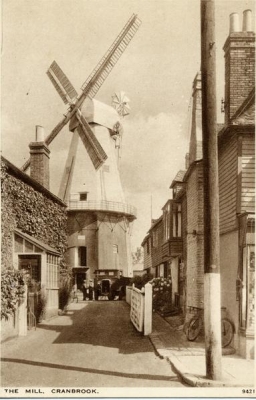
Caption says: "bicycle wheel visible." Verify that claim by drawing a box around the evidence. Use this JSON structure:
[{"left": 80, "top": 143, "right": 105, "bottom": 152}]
[
  {"left": 221, "top": 318, "right": 234, "bottom": 348},
  {"left": 186, "top": 316, "right": 203, "bottom": 341}
]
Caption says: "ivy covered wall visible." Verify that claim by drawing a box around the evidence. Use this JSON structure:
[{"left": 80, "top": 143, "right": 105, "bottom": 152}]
[{"left": 1, "top": 158, "right": 68, "bottom": 271}]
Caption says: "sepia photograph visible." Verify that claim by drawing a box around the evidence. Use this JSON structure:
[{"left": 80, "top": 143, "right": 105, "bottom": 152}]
[{"left": 0, "top": 0, "right": 255, "bottom": 397}]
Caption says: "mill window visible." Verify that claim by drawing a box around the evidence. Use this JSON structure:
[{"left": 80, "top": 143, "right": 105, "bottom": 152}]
[
  {"left": 80, "top": 192, "right": 88, "bottom": 201},
  {"left": 78, "top": 246, "right": 87, "bottom": 266}
]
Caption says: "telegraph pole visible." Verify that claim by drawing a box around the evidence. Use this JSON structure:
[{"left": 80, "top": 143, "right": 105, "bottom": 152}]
[{"left": 201, "top": 0, "right": 222, "bottom": 380}]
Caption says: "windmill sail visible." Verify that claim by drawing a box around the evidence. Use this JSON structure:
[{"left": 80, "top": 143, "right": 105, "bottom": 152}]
[
  {"left": 21, "top": 14, "right": 141, "bottom": 172},
  {"left": 81, "top": 14, "right": 141, "bottom": 99},
  {"left": 47, "top": 61, "right": 78, "bottom": 105},
  {"left": 75, "top": 110, "right": 107, "bottom": 170}
]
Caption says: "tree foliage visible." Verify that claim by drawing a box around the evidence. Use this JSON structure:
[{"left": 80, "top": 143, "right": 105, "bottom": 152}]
[
  {"left": 150, "top": 276, "right": 172, "bottom": 312},
  {"left": 131, "top": 272, "right": 153, "bottom": 290}
]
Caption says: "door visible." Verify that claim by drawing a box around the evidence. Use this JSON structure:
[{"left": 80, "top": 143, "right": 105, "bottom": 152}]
[
  {"left": 19, "top": 255, "right": 41, "bottom": 286},
  {"left": 18, "top": 255, "right": 41, "bottom": 327}
]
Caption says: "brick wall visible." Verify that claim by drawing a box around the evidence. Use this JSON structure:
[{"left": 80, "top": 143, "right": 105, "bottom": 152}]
[
  {"left": 186, "top": 162, "right": 204, "bottom": 312},
  {"left": 29, "top": 142, "right": 50, "bottom": 189},
  {"left": 223, "top": 32, "right": 255, "bottom": 124}
]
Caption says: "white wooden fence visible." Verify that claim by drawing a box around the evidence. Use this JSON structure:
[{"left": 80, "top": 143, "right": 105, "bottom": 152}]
[{"left": 126, "top": 283, "right": 152, "bottom": 335}]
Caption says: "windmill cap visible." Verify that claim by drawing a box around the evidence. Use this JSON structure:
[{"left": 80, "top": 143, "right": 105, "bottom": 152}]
[{"left": 70, "top": 98, "right": 120, "bottom": 132}]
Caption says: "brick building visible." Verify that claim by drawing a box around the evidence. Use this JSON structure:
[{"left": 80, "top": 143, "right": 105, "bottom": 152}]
[
  {"left": 177, "top": 10, "right": 255, "bottom": 358},
  {"left": 218, "top": 10, "right": 255, "bottom": 358},
  {"left": 1, "top": 128, "right": 67, "bottom": 340},
  {"left": 141, "top": 196, "right": 184, "bottom": 308},
  {"left": 141, "top": 9, "right": 255, "bottom": 359}
]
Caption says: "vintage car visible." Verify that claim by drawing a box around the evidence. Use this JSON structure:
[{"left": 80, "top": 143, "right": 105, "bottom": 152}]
[{"left": 94, "top": 269, "right": 130, "bottom": 300}]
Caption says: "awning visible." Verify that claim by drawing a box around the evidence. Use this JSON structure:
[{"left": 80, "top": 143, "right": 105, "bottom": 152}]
[{"left": 72, "top": 267, "right": 89, "bottom": 273}]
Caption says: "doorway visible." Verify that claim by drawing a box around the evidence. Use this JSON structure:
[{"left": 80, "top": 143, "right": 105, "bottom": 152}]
[
  {"left": 76, "top": 272, "right": 86, "bottom": 291},
  {"left": 18, "top": 255, "right": 41, "bottom": 326},
  {"left": 18, "top": 255, "right": 41, "bottom": 286}
]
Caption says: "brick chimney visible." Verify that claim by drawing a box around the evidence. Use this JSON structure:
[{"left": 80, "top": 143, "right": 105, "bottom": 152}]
[
  {"left": 223, "top": 10, "right": 255, "bottom": 124},
  {"left": 29, "top": 126, "right": 50, "bottom": 189},
  {"left": 189, "top": 71, "right": 202, "bottom": 165}
]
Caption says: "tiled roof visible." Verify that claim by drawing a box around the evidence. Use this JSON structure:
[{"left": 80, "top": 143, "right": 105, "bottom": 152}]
[
  {"left": 231, "top": 88, "right": 255, "bottom": 125},
  {"left": 173, "top": 170, "right": 186, "bottom": 183},
  {"left": 170, "top": 170, "right": 186, "bottom": 188}
]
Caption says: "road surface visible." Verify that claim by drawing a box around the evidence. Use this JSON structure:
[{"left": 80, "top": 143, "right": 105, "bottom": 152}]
[{"left": 1, "top": 300, "right": 186, "bottom": 388}]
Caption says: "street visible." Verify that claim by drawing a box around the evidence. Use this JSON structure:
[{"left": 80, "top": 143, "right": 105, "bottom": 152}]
[{"left": 1, "top": 301, "right": 186, "bottom": 387}]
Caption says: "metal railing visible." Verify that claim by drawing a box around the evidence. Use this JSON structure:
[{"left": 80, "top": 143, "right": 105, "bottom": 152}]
[{"left": 68, "top": 200, "right": 137, "bottom": 218}]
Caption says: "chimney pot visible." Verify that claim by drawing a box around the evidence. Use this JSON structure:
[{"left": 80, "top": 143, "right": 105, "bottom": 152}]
[
  {"left": 229, "top": 13, "right": 240, "bottom": 33},
  {"left": 242, "top": 9, "right": 252, "bottom": 32},
  {"left": 36, "top": 125, "right": 45, "bottom": 142}
]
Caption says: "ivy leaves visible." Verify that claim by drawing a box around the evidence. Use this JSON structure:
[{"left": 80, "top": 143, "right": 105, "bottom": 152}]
[
  {"left": 1, "top": 159, "right": 68, "bottom": 269},
  {"left": 1, "top": 270, "right": 26, "bottom": 320}
]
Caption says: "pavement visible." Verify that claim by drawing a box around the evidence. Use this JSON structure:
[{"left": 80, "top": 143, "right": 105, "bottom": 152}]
[
  {"left": 1, "top": 301, "right": 185, "bottom": 388},
  {"left": 149, "top": 311, "right": 255, "bottom": 387}
]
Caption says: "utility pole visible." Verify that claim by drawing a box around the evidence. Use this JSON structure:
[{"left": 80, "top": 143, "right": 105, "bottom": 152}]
[{"left": 201, "top": 0, "right": 222, "bottom": 380}]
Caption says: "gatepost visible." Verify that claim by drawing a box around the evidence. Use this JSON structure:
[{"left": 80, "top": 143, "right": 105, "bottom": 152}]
[{"left": 144, "top": 283, "right": 152, "bottom": 335}]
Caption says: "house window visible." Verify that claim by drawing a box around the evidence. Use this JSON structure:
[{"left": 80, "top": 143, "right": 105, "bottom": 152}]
[
  {"left": 248, "top": 247, "right": 255, "bottom": 330},
  {"left": 163, "top": 206, "right": 170, "bottom": 242},
  {"left": 113, "top": 244, "right": 118, "bottom": 254},
  {"left": 80, "top": 192, "right": 88, "bottom": 201},
  {"left": 78, "top": 246, "right": 87, "bottom": 266},
  {"left": 146, "top": 239, "right": 150, "bottom": 254},
  {"left": 14, "top": 235, "right": 24, "bottom": 252},
  {"left": 46, "top": 254, "right": 59, "bottom": 289},
  {"left": 19, "top": 255, "right": 41, "bottom": 284},
  {"left": 173, "top": 203, "right": 181, "bottom": 237},
  {"left": 152, "top": 230, "right": 158, "bottom": 248},
  {"left": 159, "top": 264, "right": 165, "bottom": 277}
]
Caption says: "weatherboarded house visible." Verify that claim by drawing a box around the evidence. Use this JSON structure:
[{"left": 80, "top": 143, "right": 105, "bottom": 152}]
[{"left": 218, "top": 12, "right": 255, "bottom": 358}]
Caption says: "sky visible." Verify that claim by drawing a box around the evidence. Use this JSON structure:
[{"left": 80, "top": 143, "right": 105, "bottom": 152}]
[{"left": 1, "top": 0, "right": 255, "bottom": 250}]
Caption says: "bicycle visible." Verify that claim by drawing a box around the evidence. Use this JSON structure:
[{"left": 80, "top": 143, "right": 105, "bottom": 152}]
[{"left": 184, "top": 307, "right": 235, "bottom": 348}]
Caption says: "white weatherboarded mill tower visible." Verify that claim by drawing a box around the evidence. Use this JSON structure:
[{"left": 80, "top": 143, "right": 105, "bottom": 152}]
[{"left": 22, "top": 14, "right": 140, "bottom": 290}]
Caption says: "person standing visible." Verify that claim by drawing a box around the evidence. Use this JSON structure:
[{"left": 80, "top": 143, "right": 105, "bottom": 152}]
[
  {"left": 82, "top": 280, "right": 87, "bottom": 301},
  {"left": 88, "top": 280, "right": 94, "bottom": 301}
]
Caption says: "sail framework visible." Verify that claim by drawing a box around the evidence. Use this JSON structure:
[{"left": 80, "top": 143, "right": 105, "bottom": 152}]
[
  {"left": 81, "top": 14, "right": 141, "bottom": 99},
  {"left": 47, "top": 61, "right": 78, "bottom": 105}
]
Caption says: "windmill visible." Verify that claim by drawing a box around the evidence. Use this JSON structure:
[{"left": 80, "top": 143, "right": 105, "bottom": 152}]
[
  {"left": 22, "top": 14, "right": 141, "bottom": 283},
  {"left": 21, "top": 14, "right": 141, "bottom": 173}
]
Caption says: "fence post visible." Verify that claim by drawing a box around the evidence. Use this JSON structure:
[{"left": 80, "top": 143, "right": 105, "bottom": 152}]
[
  {"left": 18, "top": 284, "right": 27, "bottom": 336},
  {"left": 144, "top": 283, "right": 152, "bottom": 335}
]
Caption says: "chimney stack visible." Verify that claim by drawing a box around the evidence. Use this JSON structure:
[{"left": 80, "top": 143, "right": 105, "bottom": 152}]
[
  {"left": 223, "top": 9, "right": 255, "bottom": 124},
  {"left": 188, "top": 71, "right": 202, "bottom": 165},
  {"left": 29, "top": 126, "right": 50, "bottom": 189}
]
